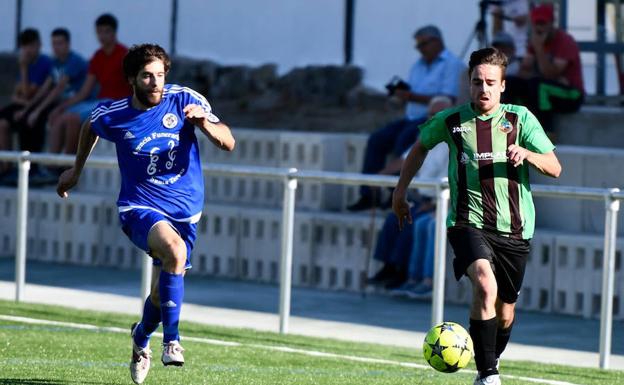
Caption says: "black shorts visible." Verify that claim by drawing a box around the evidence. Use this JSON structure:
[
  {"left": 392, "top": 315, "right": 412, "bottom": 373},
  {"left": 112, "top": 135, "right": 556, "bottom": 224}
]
[{"left": 447, "top": 225, "right": 531, "bottom": 304}]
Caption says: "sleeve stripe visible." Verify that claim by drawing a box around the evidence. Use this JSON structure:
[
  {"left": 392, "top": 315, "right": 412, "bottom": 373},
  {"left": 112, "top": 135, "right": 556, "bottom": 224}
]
[{"left": 90, "top": 102, "right": 129, "bottom": 123}]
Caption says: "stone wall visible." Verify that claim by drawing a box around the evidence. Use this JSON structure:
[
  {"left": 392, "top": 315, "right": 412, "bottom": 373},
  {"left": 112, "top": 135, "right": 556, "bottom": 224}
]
[{"left": 0, "top": 53, "right": 402, "bottom": 133}]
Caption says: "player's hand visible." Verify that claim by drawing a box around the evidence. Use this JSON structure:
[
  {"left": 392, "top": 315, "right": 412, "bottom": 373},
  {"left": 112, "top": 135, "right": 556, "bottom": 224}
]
[
  {"left": 56, "top": 167, "right": 79, "bottom": 198},
  {"left": 183, "top": 104, "right": 208, "bottom": 126},
  {"left": 392, "top": 190, "right": 412, "bottom": 231},
  {"left": 507, "top": 144, "right": 529, "bottom": 167}
]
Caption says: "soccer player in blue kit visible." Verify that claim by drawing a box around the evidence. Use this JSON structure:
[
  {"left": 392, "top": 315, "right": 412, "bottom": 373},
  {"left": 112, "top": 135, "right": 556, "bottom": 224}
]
[{"left": 56, "top": 44, "right": 235, "bottom": 384}]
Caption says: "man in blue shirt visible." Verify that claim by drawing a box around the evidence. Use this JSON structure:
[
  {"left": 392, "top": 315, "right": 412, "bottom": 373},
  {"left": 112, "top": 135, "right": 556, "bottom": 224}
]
[
  {"left": 347, "top": 25, "right": 464, "bottom": 211},
  {"left": 14, "top": 28, "right": 87, "bottom": 166},
  {"left": 57, "top": 44, "right": 235, "bottom": 384},
  {"left": 0, "top": 28, "right": 52, "bottom": 182}
]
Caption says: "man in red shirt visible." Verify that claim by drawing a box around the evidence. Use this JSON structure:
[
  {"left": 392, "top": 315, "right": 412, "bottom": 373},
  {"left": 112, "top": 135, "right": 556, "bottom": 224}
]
[
  {"left": 48, "top": 13, "right": 131, "bottom": 154},
  {"left": 504, "top": 3, "right": 584, "bottom": 135}
]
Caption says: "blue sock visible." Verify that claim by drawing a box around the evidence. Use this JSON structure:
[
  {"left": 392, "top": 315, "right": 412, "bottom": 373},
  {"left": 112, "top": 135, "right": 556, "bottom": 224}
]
[
  {"left": 133, "top": 296, "right": 161, "bottom": 348},
  {"left": 159, "top": 271, "right": 184, "bottom": 343}
]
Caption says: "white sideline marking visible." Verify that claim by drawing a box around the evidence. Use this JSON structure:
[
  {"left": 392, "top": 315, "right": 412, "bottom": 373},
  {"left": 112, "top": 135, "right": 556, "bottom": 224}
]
[{"left": 0, "top": 315, "right": 584, "bottom": 385}]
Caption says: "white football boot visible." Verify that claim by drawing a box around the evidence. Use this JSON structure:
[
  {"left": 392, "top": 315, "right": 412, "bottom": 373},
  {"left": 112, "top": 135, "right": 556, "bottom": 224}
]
[
  {"left": 162, "top": 340, "right": 185, "bottom": 366},
  {"left": 473, "top": 374, "right": 501, "bottom": 385},
  {"left": 130, "top": 323, "right": 152, "bottom": 384}
]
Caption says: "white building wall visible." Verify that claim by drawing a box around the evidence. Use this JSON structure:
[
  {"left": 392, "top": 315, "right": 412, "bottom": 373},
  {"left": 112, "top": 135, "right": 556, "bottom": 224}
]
[{"left": 0, "top": 0, "right": 616, "bottom": 95}]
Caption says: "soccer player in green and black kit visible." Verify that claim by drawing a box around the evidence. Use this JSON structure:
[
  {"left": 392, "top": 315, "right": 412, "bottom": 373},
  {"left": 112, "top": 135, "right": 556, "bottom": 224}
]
[{"left": 392, "top": 47, "right": 561, "bottom": 385}]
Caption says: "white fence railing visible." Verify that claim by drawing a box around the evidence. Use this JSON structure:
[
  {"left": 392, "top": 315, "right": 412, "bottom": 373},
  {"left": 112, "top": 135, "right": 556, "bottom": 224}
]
[{"left": 0, "top": 150, "right": 621, "bottom": 369}]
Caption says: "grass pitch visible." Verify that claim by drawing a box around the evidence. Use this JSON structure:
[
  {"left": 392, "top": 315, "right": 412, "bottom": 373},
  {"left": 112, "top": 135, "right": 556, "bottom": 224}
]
[{"left": 0, "top": 300, "right": 622, "bottom": 385}]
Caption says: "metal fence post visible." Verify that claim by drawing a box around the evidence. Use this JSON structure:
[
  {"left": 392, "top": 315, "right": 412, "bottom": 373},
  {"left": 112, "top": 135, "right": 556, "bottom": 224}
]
[
  {"left": 140, "top": 252, "right": 153, "bottom": 307},
  {"left": 279, "top": 169, "right": 298, "bottom": 334},
  {"left": 15, "top": 151, "right": 31, "bottom": 302},
  {"left": 599, "top": 188, "right": 620, "bottom": 369},
  {"left": 431, "top": 178, "right": 449, "bottom": 327}
]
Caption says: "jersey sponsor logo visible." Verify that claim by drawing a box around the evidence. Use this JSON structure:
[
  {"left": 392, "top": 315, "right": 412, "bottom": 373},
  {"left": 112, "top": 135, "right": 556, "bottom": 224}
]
[
  {"left": 123, "top": 131, "right": 135, "bottom": 139},
  {"left": 452, "top": 126, "right": 471, "bottom": 134},
  {"left": 499, "top": 119, "right": 513, "bottom": 134},
  {"left": 460, "top": 152, "right": 470, "bottom": 165},
  {"left": 162, "top": 113, "right": 178, "bottom": 129},
  {"left": 473, "top": 151, "right": 508, "bottom": 161}
]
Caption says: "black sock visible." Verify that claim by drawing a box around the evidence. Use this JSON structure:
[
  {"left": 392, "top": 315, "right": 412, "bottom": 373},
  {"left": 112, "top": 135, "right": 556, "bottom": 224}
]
[
  {"left": 470, "top": 317, "right": 498, "bottom": 377},
  {"left": 495, "top": 321, "right": 514, "bottom": 359}
]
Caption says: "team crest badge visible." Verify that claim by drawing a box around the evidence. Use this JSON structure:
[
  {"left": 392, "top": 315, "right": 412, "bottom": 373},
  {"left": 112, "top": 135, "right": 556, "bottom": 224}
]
[
  {"left": 162, "top": 113, "right": 178, "bottom": 129},
  {"left": 499, "top": 119, "right": 513, "bottom": 134}
]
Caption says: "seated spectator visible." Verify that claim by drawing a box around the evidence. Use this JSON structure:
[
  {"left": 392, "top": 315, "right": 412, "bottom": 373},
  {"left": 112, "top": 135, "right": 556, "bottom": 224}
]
[
  {"left": 48, "top": 13, "right": 130, "bottom": 155},
  {"left": 491, "top": 32, "right": 521, "bottom": 76},
  {"left": 503, "top": 3, "right": 584, "bottom": 134},
  {"left": 347, "top": 25, "right": 464, "bottom": 212},
  {"left": 367, "top": 96, "right": 452, "bottom": 290},
  {"left": 490, "top": 0, "right": 529, "bottom": 58},
  {"left": 13, "top": 28, "right": 88, "bottom": 183},
  {"left": 390, "top": 142, "right": 448, "bottom": 299},
  {"left": 0, "top": 28, "right": 52, "bottom": 184}
]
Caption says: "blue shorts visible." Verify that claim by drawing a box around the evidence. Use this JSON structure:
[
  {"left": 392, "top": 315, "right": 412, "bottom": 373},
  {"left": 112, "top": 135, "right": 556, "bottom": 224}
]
[
  {"left": 119, "top": 209, "right": 197, "bottom": 270},
  {"left": 67, "top": 99, "right": 111, "bottom": 122}
]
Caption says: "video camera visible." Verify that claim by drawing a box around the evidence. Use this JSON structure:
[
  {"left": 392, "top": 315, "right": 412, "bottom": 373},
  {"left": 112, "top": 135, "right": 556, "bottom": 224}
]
[{"left": 385, "top": 76, "right": 410, "bottom": 96}]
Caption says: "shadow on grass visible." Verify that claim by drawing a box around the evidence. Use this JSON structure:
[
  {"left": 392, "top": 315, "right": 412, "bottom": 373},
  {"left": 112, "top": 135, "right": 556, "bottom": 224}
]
[{"left": 0, "top": 380, "right": 102, "bottom": 385}]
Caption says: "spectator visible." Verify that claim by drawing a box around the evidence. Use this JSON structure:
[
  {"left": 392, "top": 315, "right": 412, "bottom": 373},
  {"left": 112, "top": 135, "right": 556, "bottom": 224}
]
[
  {"left": 49, "top": 13, "right": 131, "bottom": 154},
  {"left": 13, "top": 28, "right": 88, "bottom": 184},
  {"left": 347, "top": 25, "right": 463, "bottom": 212},
  {"left": 491, "top": 32, "right": 521, "bottom": 76},
  {"left": 490, "top": 0, "right": 530, "bottom": 58},
  {"left": 390, "top": 141, "right": 448, "bottom": 299},
  {"left": 504, "top": 3, "right": 584, "bottom": 134},
  {"left": 367, "top": 96, "right": 452, "bottom": 290},
  {"left": 0, "top": 28, "right": 52, "bottom": 183}
]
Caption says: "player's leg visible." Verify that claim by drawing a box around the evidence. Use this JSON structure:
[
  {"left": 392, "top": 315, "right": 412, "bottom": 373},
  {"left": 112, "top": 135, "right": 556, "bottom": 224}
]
[
  {"left": 466, "top": 259, "right": 499, "bottom": 381},
  {"left": 147, "top": 222, "right": 187, "bottom": 366},
  {"left": 495, "top": 299, "right": 515, "bottom": 361},
  {"left": 133, "top": 266, "right": 163, "bottom": 349},
  {"left": 447, "top": 226, "right": 499, "bottom": 384},
  {"left": 490, "top": 234, "right": 530, "bottom": 364}
]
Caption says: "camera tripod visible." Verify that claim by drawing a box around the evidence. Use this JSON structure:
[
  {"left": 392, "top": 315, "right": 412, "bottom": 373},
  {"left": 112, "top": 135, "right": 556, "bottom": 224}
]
[{"left": 460, "top": 0, "right": 507, "bottom": 59}]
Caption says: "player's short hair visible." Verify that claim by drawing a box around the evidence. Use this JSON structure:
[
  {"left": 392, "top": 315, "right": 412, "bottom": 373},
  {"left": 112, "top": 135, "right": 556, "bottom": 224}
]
[
  {"left": 18, "top": 28, "right": 40, "bottom": 46},
  {"left": 96, "top": 13, "right": 118, "bottom": 31},
  {"left": 51, "top": 28, "right": 70, "bottom": 42},
  {"left": 123, "top": 44, "right": 171, "bottom": 79},
  {"left": 468, "top": 47, "right": 508, "bottom": 79}
]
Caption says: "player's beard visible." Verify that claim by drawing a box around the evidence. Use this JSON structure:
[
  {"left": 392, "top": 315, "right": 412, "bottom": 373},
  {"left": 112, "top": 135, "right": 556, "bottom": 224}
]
[{"left": 134, "top": 84, "right": 164, "bottom": 108}]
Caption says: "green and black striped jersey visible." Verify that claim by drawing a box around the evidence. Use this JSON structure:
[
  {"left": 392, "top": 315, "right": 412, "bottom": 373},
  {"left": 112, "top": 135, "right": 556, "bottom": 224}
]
[{"left": 419, "top": 103, "right": 555, "bottom": 239}]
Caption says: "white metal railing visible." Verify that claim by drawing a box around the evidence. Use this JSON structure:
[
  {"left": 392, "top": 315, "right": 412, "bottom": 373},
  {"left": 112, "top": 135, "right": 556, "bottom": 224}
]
[{"left": 0, "top": 150, "right": 621, "bottom": 369}]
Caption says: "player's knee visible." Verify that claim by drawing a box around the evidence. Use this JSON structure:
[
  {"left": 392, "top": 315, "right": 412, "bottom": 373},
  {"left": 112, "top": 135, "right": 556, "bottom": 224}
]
[
  {"left": 497, "top": 307, "right": 515, "bottom": 329},
  {"left": 472, "top": 276, "right": 497, "bottom": 305},
  {"left": 158, "top": 237, "right": 187, "bottom": 268}
]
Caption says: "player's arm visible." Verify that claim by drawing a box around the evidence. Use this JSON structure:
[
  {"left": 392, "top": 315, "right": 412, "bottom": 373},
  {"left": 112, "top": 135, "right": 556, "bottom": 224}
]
[
  {"left": 507, "top": 144, "right": 561, "bottom": 178},
  {"left": 184, "top": 104, "right": 235, "bottom": 151},
  {"left": 56, "top": 119, "right": 99, "bottom": 198},
  {"left": 392, "top": 140, "right": 429, "bottom": 230}
]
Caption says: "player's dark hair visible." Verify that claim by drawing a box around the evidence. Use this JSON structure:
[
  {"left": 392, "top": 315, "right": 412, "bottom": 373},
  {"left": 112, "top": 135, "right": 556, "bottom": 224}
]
[
  {"left": 95, "top": 13, "right": 118, "bottom": 31},
  {"left": 468, "top": 47, "right": 508, "bottom": 79},
  {"left": 123, "top": 44, "right": 171, "bottom": 79},
  {"left": 51, "top": 28, "right": 70, "bottom": 42},
  {"left": 18, "top": 28, "right": 40, "bottom": 46}
]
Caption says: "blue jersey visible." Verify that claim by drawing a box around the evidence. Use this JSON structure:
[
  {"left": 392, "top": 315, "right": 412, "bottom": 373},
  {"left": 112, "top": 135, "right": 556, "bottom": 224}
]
[{"left": 90, "top": 84, "right": 220, "bottom": 223}]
